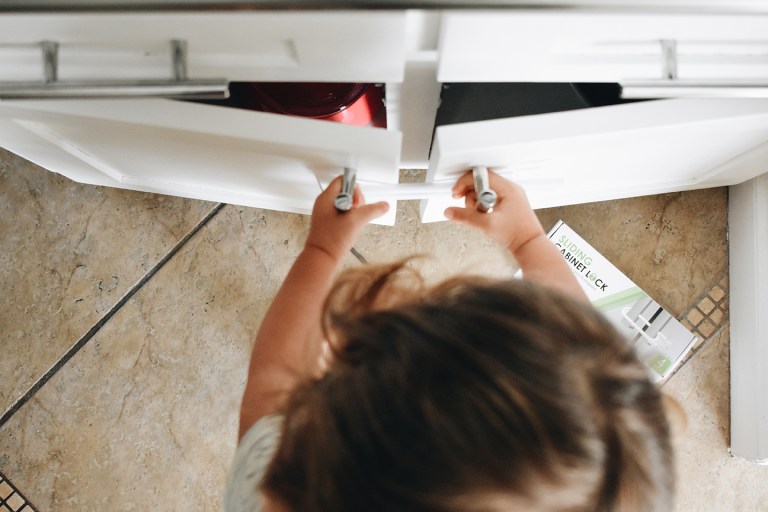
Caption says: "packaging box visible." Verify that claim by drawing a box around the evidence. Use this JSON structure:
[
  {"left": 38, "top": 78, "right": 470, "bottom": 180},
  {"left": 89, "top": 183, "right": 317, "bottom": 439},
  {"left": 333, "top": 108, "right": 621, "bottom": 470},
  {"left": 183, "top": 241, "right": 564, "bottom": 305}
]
[{"left": 548, "top": 220, "right": 697, "bottom": 383}]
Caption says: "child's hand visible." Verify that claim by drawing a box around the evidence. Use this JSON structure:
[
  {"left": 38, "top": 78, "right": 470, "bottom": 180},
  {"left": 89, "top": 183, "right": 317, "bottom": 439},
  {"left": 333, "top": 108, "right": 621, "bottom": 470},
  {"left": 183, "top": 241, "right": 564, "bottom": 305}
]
[
  {"left": 444, "top": 170, "right": 545, "bottom": 255},
  {"left": 305, "top": 176, "right": 390, "bottom": 262}
]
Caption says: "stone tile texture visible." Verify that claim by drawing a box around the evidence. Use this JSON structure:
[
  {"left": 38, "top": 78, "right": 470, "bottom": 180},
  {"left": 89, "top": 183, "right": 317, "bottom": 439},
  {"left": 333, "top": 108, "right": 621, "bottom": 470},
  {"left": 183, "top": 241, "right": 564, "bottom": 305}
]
[
  {"left": 536, "top": 188, "right": 728, "bottom": 319},
  {"left": 1, "top": 205, "right": 309, "bottom": 511},
  {"left": 664, "top": 327, "right": 768, "bottom": 511},
  {"left": 0, "top": 148, "right": 216, "bottom": 416},
  {"left": 2, "top": 155, "right": 767, "bottom": 511}
]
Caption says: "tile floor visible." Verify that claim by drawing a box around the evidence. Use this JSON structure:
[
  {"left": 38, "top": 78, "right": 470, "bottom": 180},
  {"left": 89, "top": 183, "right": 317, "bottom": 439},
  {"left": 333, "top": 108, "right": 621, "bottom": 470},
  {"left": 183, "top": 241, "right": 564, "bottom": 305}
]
[
  {"left": 2, "top": 147, "right": 768, "bottom": 511},
  {"left": 0, "top": 471, "right": 36, "bottom": 512}
]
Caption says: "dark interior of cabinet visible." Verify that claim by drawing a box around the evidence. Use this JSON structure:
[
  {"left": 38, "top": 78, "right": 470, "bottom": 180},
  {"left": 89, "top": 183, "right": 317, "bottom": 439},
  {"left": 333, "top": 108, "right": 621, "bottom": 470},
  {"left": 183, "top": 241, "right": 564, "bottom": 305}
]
[
  {"left": 434, "top": 82, "right": 647, "bottom": 127},
  {"left": 430, "top": 82, "right": 650, "bottom": 155}
]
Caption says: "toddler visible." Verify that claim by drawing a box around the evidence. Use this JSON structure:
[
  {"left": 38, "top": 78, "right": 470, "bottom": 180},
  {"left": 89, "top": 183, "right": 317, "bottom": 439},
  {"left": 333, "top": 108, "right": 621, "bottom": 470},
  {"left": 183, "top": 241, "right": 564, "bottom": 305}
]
[{"left": 225, "top": 170, "right": 685, "bottom": 512}]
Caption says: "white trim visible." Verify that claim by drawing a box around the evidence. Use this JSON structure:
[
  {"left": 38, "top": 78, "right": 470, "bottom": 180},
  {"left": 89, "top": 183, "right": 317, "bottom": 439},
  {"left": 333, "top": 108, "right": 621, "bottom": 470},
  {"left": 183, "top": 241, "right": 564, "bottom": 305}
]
[
  {"left": 729, "top": 172, "right": 768, "bottom": 464},
  {"left": 694, "top": 141, "right": 768, "bottom": 187}
]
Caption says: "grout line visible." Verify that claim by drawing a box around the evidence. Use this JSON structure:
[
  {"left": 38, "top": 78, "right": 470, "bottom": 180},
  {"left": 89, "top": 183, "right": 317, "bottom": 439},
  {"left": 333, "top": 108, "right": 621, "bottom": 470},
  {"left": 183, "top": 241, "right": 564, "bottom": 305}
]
[
  {"left": 678, "top": 268, "right": 728, "bottom": 322},
  {"left": 661, "top": 268, "right": 730, "bottom": 385},
  {"left": 0, "top": 203, "right": 227, "bottom": 430},
  {"left": 350, "top": 246, "right": 368, "bottom": 264},
  {"left": 0, "top": 470, "right": 37, "bottom": 512},
  {"left": 661, "top": 321, "right": 729, "bottom": 385}
]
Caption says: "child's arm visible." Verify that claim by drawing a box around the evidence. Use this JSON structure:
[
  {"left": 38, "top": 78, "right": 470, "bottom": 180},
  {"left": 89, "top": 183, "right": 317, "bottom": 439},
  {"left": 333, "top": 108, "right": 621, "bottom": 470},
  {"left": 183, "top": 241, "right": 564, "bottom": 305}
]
[
  {"left": 238, "top": 177, "right": 389, "bottom": 440},
  {"left": 445, "top": 170, "right": 588, "bottom": 302}
]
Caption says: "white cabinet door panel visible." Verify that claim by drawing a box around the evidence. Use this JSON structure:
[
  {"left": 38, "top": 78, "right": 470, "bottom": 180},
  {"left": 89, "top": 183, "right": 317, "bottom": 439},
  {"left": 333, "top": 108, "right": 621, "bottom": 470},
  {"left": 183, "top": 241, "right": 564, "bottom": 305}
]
[
  {"left": 421, "top": 99, "right": 768, "bottom": 223},
  {"left": 438, "top": 11, "right": 768, "bottom": 82},
  {"left": 0, "top": 12, "right": 406, "bottom": 83},
  {"left": 0, "top": 99, "right": 401, "bottom": 225}
]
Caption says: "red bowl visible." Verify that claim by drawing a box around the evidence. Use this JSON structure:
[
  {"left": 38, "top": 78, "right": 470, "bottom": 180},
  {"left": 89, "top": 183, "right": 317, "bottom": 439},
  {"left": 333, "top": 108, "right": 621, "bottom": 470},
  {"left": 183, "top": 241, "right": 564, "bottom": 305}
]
[{"left": 247, "top": 82, "right": 384, "bottom": 127}]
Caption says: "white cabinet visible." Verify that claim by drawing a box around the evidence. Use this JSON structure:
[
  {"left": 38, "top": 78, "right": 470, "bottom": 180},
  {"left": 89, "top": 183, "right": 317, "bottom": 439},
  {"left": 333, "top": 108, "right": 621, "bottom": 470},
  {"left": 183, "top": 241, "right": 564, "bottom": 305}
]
[
  {"left": 0, "top": 99, "right": 402, "bottom": 224},
  {"left": 421, "top": 98, "right": 768, "bottom": 222},
  {"left": 438, "top": 11, "right": 768, "bottom": 83},
  {"left": 0, "top": 12, "right": 406, "bottom": 83},
  {"left": 0, "top": 11, "right": 409, "bottom": 225},
  {"left": 2, "top": 8, "right": 768, "bottom": 224}
]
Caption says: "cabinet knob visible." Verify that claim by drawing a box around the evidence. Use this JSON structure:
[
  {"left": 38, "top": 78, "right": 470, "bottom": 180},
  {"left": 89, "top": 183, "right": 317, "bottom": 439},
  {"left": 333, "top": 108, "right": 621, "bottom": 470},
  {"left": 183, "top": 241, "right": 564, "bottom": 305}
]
[
  {"left": 334, "top": 167, "right": 356, "bottom": 212},
  {"left": 472, "top": 166, "right": 497, "bottom": 214}
]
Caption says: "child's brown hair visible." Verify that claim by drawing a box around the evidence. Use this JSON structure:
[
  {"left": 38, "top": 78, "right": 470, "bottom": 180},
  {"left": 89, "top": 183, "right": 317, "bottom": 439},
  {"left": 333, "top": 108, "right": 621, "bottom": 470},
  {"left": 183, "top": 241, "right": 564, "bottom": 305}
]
[{"left": 261, "top": 259, "right": 675, "bottom": 511}]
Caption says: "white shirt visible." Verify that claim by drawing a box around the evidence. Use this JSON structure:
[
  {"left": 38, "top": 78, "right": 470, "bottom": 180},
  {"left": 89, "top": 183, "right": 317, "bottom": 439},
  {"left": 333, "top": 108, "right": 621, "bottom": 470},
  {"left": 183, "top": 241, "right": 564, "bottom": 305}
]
[{"left": 224, "top": 415, "right": 283, "bottom": 512}]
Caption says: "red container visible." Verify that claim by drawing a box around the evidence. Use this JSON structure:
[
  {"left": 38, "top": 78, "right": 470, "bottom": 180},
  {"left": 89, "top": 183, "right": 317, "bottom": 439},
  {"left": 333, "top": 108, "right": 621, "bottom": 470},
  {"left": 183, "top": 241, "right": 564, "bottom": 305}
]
[{"left": 246, "top": 82, "right": 385, "bottom": 127}]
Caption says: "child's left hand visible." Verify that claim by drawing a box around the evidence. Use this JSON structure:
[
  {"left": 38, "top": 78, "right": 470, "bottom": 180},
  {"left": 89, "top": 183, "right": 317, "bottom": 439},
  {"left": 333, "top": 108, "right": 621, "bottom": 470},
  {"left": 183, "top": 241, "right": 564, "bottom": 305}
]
[{"left": 305, "top": 176, "right": 390, "bottom": 262}]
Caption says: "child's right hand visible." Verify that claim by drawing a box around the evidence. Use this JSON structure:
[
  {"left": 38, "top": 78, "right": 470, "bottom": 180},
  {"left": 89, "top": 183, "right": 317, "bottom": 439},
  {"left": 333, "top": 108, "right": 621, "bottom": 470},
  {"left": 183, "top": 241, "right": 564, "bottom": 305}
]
[
  {"left": 444, "top": 170, "right": 546, "bottom": 255},
  {"left": 305, "top": 175, "right": 390, "bottom": 262}
]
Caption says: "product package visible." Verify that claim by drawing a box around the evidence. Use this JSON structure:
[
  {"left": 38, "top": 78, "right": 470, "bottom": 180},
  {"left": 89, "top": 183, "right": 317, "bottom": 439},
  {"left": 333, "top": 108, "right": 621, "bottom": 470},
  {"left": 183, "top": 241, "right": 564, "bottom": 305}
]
[{"left": 548, "top": 220, "right": 697, "bottom": 383}]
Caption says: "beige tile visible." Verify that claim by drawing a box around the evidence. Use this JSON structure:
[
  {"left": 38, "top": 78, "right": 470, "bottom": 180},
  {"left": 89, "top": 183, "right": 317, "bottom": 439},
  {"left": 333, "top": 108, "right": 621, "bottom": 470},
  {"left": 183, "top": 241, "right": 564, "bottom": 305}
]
[
  {"left": 535, "top": 189, "right": 730, "bottom": 375},
  {"left": 0, "top": 205, "right": 311, "bottom": 511},
  {"left": 710, "top": 284, "right": 726, "bottom": 304},
  {"left": 0, "top": 481, "right": 11, "bottom": 499},
  {"left": 664, "top": 327, "right": 768, "bottom": 511},
  {"left": 537, "top": 188, "right": 728, "bottom": 318},
  {"left": 0, "top": 158, "right": 742, "bottom": 511},
  {"left": 697, "top": 318, "right": 717, "bottom": 339},
  {"left": 687, "top": 308, "right": 705, "bottom": 327},
  {"left": 698, "top": 297, "right": 716, "bottom": 315},
  {"left": 710, "top": 307, "right": 725, "bottom": 326},
  {"left": 0, "top": 149, "right": 216, "bottom": 413},
  {"left": 4, "top": 493, "right": 23, "bottom": 512},
  {"left": 355, "top": 199, "right": 518, "bottom": 282}
]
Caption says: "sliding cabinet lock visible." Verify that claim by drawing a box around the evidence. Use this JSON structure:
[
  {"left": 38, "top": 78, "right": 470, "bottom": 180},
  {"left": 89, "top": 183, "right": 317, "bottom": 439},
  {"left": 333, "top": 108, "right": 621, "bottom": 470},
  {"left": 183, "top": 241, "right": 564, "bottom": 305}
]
[
  {"left": 333, "top": 166, "right": 498, "bottom": 214},
  {"left": 0, "top": 40, "right": 229, "bottom": 100}
]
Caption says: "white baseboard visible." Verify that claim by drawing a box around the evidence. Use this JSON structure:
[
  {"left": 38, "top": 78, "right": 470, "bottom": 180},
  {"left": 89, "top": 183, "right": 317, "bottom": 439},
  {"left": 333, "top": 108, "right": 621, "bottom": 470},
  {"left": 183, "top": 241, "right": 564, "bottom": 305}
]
[{"left": 729, "top": 172, "right": 768, "bottom": 464}]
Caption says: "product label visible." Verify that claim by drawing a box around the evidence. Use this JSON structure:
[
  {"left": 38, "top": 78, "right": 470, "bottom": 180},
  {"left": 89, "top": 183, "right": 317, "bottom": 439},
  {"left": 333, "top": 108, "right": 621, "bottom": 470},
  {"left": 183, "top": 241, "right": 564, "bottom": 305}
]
[{"left": 547, "top": 220, "right": 697, "bottom": 383}]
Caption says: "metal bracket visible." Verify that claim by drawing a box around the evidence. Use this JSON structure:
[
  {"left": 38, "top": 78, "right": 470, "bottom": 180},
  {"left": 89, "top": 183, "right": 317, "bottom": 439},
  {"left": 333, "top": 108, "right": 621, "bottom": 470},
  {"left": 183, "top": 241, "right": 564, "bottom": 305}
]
[
  {"left": 42, "top": 40, "right": 58, "bottom": 83},
  {"left": 620, "top": 38, "right": 768, "bottom": 99},
  {"left": 660, "top": 39, "right": 678, "bottom": 80},
  {"left": 0, "top": 39, "right": 229, "bottom": 100}
]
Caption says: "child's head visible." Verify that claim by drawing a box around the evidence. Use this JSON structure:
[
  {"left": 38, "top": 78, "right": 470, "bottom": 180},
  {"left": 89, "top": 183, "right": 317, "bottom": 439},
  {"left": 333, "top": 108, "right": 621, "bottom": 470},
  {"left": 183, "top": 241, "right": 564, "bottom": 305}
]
[{"left": 261, "top": 259, "right": 677, "bottom": 512}]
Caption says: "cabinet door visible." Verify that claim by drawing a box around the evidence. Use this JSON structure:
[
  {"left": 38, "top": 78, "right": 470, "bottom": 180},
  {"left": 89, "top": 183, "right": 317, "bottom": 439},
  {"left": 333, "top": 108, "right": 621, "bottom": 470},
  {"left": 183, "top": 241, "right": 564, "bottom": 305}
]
[
  {"left": 438, "top": 11, "right": 768, "bottom": 82},
  {"left": 0, "top": 12, "right": 405, "bottom": 83},
  {"left": 0, "top": 99, "right": 401, "bottom": 225},
  {"left": 420, "top": 98, "right": 768, "bottom": 223}
]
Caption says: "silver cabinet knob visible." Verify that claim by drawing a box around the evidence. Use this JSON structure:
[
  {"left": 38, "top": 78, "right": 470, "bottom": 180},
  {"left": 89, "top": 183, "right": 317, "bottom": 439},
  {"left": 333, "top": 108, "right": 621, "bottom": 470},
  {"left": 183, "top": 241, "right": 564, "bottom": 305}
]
[
  {"left": 334, "top": 167, "right": 356, "bottom": 212},
  {"left": 472, "top": 166, "right": 497, "bottom": 214}
]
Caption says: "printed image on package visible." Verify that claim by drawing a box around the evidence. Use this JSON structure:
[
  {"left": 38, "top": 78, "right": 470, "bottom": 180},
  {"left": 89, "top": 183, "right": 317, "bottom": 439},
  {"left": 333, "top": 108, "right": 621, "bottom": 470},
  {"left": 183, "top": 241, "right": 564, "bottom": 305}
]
[{"left": 546, "top": 220, "right": 697, "bottom": 383}]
